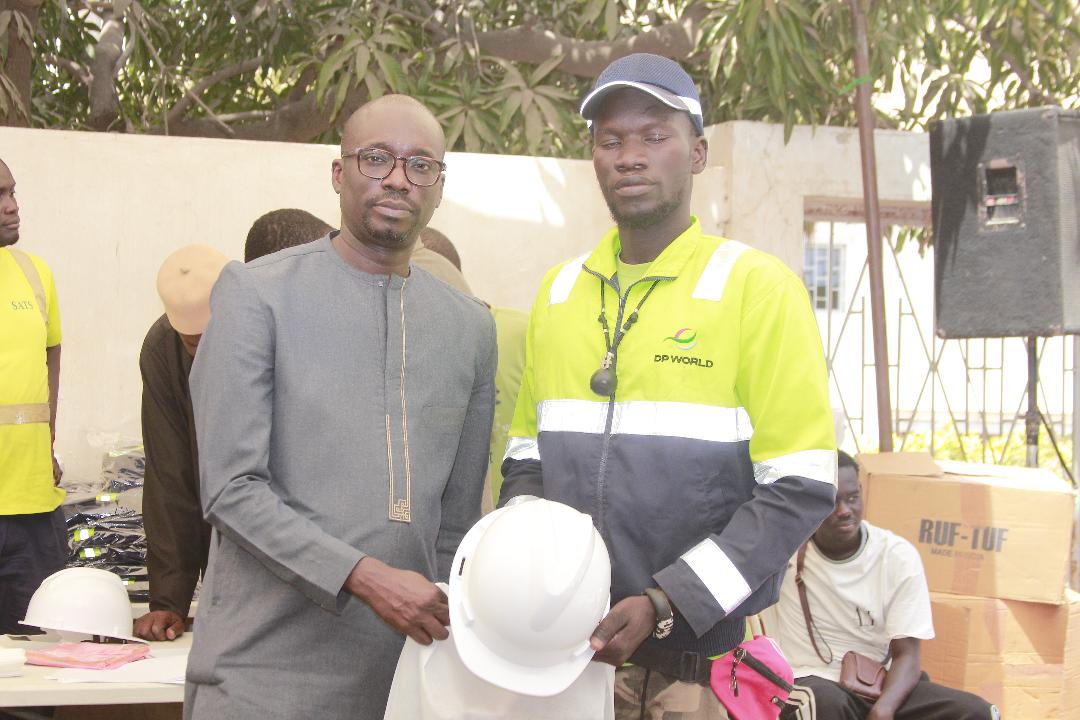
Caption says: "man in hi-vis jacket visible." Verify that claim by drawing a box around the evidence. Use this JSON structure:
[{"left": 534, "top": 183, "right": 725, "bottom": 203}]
[{"left": 500, "top": 55, "right": 837, "bottom": 719}]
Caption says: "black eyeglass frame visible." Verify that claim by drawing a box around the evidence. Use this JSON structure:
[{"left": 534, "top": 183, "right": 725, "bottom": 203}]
[{"left": 341, "top": 147, "right": 447, "bottom": 187}]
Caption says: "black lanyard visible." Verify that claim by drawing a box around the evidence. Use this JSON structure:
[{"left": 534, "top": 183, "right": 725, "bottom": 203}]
[{"left": 590, "top": 277, "right": 662, "bottom": 396}]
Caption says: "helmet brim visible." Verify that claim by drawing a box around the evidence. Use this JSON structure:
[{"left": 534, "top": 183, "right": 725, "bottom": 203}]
[{"left": 580, "top": 81, "right": 704, "bottom": 135}]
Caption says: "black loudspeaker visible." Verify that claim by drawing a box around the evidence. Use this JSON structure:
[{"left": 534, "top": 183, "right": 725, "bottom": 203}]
[{"left": 931, "top": 107, "right": 1080, "bottom": 338}]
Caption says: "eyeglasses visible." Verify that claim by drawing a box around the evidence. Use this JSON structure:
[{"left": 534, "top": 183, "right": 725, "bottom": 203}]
[{"left": 342, "top": 147, "right": 446, "bottom": 187}]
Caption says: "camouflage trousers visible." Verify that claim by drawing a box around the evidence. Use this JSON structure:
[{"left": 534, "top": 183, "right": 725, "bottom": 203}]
[{"left": 613, "top": 666, "right": 730, "bottom": 720}]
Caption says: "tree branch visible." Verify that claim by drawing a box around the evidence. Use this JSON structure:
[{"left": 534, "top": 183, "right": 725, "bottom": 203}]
[
  {"left": 128, "top": 1, "right": 234, "bottom": 135},
  {"left": 42, "top": 53, "right": 91, "bottom": 88},
  {"left": 165, "top": 56, "right": 264, "bottom": 125},
  {"left": 980, "top": 28, "right": 1056, "bottom": 105},
  {"left": 214, "top": 110, "right": 272, "bottom": 122},
  {"left": 374, "top": 1, "right": 435, "bottom": 34},
  {"left": 86, "top": 10, "right": 125, "bottom": 130},
  {"left": 1, "top": 0, "right": 44, "bottom": 126},
  {"left": 950, "top": 16, "right": 1057, "bottom": 105},
  {"left": 407, "top": 0, "right": 706, "bottom": 77},
  {"left": 161, "top": 78, "right": 369, "bottom": 142},
  {"left": 470, "top": 4, "right": 709, "bottom": 77},
  {"left": 286, "top": 64, "right": 317, "bottom": 103},
  {"left": 156, "top": 3, "right": 707, "bottom": 142},
  {"left": 114, "top": 23, "right": 136, "bottom": 76}
]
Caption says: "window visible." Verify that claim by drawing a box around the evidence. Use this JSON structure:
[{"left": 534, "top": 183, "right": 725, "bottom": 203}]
[{"left": 803, "top": 245, "right": 844, "bottom": 311}]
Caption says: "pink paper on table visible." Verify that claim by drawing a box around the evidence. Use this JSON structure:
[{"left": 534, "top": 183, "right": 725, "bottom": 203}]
[{"left": 26, "top": 642, "right": 150, "bottom": 670}]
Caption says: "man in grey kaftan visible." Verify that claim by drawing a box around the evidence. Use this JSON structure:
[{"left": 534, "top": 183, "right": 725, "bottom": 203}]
[{"left": 184, "top": 96, "right": 496, "bottom": 720}]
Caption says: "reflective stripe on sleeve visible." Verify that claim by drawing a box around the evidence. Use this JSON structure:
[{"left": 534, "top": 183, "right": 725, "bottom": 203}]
[
  {"left": 504, "top": 436, "right": 541, "bottom": 461},
  {"left": 681, "top": 538, "right": 752, "bottom": 615},
  {"left": 752, "top": 449, "right": 837, "bottom": 485},
  {"left": 691, "top": 241, "right": 749, "bottom": 301},
  {"left": 537, "top": 399, "right": 753, "bottom": 443}
]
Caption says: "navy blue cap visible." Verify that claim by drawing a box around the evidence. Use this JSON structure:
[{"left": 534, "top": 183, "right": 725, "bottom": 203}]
[{"left": 580, "top": 53, "right": 704, "bottom": 135}]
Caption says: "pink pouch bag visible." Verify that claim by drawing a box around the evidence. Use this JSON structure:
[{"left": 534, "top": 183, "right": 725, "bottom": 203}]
[{"left": 709, "top": 636, "right": 795, "bottom": 720}]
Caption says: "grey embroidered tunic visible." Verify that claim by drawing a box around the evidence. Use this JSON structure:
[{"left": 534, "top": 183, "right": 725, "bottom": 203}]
[{"left": 183, "top": 236, "right": 496, "bottom": 720}]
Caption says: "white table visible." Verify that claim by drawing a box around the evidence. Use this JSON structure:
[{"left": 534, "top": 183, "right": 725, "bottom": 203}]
[
  {"left": 0, "top": 603, "right": 192, "bottom": 712},
  {"left": 0, "top": 634, "right": 190, "bottom": 708}
]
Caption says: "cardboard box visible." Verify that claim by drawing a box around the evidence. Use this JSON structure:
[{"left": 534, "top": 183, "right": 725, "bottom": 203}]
[
  {"left": 923, "top": 591, "right": 1080, "bottom": 719},
  {"left": 859, "top": 452, "right": 1075, "bottom": 604}
]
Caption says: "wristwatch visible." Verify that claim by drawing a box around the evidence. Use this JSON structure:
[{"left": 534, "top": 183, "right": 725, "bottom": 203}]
[{"left": 643, "top": 587, "right": 674, "bottom": 640}]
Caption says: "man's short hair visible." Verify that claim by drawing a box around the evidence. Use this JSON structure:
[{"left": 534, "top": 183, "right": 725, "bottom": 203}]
[
  {"left": 419, "top": 227, "right": 462, "bottom": 271},
  {"left": 837, "top": 449, "right": 858, "bottom": 474},
  {"left": 244, "top": 209, "right": 333, "bottom": 262}
]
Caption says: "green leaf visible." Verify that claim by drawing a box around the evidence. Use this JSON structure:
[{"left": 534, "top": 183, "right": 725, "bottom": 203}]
[
  {"left": 316, "top": 38, "right": 362, "bottom": 103},
  {"left": 524, "top": 104, "right": 542, "bottom": 151},
  {"left": 744, "top": 0, "right": 763, "bottom": 31},
  {"left": 436, "top": 105, "right": 464, "bottom": 121},
  {"left": 528, "top": 52, "right": 565, "bottom": 86},
  {"left": 492, "top": 57, "right": 527, "bottom": 89},
  {"left": 499, "top": 90, "right": 524, "bottom": 131},
  {"left": 533, "top": 93, "right": 563, "bottom": 128},
  {"left": 353, "top": 45, "right": 370, "bottom": 78},
  {"left": 580, "top": 0, "right": 607, "bottom": 28},
  {"left": 330, "top": 76, "right": 350, "bottom": 120},
  {"left": 373, "top": 49, "right": 406, "bottom": 93},
  {"left": 770, "top": 6, "right": 796, "bottom": 50},
  {"left": 471, "top": 113, "right": 499, "bottom": 146},
  {"left": 0, "top": 73, "right": 28, "bottom": 121},
  {"left": 782, "top": 0, "right": 814, "bottom": 25},
  {"left": 838, "top": 74, "right": 874, "bottom": 94},
  {"left": 534, "top": 85, "right": 576, "bottom": 101},
  {"left": 707, "top": 45, "right": 722, "bottom": 80},
  {"left": 444, "top": 111, "right": 466, "bottom": 150},
  {"left": 364, "top": 72, "right": 385, "bottom": 99},
  {"left": 11, "top": 8, "right": 33, "bottom": 47},
  {"left": 605, "top": 0, "right": 619, "bottom": 40},
  {"left": 442, "top": 41, "right": 462, "bottom": 74},
  {"left": 464, "top": 114, "right": 481, "bottom": 151}
]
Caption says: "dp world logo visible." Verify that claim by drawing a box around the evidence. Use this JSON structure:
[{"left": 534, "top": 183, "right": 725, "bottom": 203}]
[{"left": 665, "top": 327, "right": 699, "bottom": 352}]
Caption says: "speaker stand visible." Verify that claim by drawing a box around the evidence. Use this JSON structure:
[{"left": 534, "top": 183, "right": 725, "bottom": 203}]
[
  {"left": 1026, "top": 336, "right": 1039, "bottom": 468},
  {"left": 1024, "top": 336, "right": 1077, "bottom": 485}
]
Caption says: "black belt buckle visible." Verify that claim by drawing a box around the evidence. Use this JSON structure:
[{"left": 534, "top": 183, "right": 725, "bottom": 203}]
[
  {"left": 676, "top": 650, "right": 712, "bottom": 685},
  {"left": 630, "top": 644, "right": 712, "bottom": 685}
]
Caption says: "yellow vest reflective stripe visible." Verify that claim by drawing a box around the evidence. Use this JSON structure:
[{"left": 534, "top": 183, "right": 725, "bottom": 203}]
[{"left": 0, "top": 403, "right": 50, "bottom": 425}]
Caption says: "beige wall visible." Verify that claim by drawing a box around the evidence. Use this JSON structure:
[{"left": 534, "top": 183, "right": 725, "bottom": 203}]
[
  {"left": 1, "top": 121, "right": 928, "bottom": 485},
  {"left": 706, "top": 121, "right": 931, "bottom": 270},
  {"left": 0, "top": 126, "right": 730, "bottom": 483},
  {"left": 439, "top": 153, "right": 728, "bottom": 308}
]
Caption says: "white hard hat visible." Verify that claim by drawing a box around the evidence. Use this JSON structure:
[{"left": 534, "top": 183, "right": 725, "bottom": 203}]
[
  {"left": 22, "top": 568, "right": 143, "bottom": 643},
  {"left": 449, "top": 499, "right": 611, "bottom": 697}
]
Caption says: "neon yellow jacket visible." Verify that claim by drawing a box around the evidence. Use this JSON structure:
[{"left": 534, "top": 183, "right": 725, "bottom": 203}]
[{"left": 501, "top": 219, "right": 837, "bottom": 656}]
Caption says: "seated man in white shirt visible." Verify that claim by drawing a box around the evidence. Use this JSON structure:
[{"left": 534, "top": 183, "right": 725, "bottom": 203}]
[{"left": 772, "top": 451, "right": 997, "bottom": 720}]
